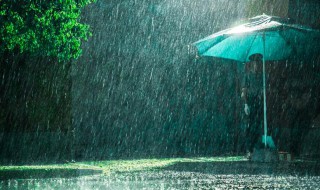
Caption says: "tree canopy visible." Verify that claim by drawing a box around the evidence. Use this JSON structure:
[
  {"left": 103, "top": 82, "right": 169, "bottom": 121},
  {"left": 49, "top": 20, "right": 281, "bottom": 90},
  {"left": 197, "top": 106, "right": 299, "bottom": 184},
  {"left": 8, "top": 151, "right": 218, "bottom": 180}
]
[{"left": 0, "top": 0, "right": 95, "bottom": 62}]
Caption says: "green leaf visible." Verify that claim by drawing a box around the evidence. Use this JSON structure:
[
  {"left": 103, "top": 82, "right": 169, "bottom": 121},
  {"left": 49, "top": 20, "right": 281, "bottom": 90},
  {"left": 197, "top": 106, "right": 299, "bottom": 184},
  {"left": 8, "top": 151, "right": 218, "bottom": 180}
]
[{"left": 0, "top": 0, "right": 95, "bottom": 62}]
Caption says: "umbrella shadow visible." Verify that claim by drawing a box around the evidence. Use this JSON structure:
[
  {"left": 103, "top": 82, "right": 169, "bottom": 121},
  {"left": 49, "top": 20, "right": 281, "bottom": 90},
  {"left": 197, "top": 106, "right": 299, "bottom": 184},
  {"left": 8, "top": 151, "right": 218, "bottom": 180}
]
[{"left": 163, "top": 161, "right": 320, "bottom": 176}]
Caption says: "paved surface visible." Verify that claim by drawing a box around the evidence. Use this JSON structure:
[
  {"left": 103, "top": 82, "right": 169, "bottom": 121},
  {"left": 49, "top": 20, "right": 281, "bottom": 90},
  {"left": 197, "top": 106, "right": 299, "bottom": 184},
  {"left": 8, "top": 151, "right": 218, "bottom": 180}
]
[{"left": 1, "top": 161, "right": 320, "bottom": 189}]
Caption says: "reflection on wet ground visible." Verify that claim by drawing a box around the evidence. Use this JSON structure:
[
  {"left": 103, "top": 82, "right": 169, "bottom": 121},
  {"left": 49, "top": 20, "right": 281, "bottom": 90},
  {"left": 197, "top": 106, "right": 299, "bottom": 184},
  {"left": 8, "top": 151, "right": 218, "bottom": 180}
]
[{"left": 0, "top": 168, "right": 102, "bottom": 180}]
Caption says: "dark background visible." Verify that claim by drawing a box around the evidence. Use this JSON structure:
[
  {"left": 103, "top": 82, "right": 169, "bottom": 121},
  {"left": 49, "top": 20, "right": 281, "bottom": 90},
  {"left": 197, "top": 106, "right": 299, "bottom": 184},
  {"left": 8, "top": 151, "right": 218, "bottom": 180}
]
[{"left": 72, "top": 0, "right": 245, "bottom": 159}]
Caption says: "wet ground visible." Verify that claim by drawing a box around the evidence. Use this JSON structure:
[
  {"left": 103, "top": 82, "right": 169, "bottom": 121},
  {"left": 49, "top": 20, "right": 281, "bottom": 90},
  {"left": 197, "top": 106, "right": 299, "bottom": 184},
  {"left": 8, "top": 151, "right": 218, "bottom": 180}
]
[
  {"left": 0, "top": 168, "right": 102, "bottom": 181},
  {"left": 1, "top": 161, "right": 320, "bottom": 189}
]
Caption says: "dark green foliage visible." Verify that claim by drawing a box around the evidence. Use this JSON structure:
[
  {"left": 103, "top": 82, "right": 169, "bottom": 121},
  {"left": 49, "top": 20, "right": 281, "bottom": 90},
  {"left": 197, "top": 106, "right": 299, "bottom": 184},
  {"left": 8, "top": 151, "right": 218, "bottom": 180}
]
[{"left": 0, "top": 0, "right": 95, "bottom": 62}]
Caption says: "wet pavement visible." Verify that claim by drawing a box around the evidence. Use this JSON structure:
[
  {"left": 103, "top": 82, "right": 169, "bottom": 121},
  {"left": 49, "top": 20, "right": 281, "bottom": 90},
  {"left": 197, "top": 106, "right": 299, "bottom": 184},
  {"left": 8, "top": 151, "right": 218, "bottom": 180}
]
[{"left": 1, "top": 161, "right": 320, "bottom": 189}]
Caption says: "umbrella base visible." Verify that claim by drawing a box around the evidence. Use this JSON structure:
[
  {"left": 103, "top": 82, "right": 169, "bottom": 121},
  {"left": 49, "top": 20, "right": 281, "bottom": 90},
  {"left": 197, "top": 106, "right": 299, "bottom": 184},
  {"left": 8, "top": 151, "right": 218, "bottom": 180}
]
[{"left": 251, "top": 148, "right": 279, "bottom": 162}]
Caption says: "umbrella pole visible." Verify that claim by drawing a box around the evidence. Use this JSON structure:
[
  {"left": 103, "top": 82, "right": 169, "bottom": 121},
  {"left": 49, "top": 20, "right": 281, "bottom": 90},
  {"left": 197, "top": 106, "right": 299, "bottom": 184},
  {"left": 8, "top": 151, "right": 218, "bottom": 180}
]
[{"left": 262, "top": 32, "right": 267, "bottom": 148}]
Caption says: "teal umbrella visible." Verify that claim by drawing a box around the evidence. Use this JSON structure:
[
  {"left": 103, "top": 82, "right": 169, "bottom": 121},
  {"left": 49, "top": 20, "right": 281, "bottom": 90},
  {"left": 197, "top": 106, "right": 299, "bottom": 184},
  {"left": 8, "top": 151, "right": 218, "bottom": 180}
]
[{"left": 193, "top": 14, "right": 320, "bottom": 147}]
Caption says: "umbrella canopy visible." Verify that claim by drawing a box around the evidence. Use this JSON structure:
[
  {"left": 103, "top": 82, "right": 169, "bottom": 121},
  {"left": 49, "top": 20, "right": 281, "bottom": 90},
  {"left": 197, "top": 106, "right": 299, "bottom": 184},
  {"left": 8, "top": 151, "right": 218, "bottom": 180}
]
[
  {"left": 194, "top": 14, "right": 320, "bottom": 62},
  {"left": 193, "top": 14, "right": 320, "bottom": 148}
]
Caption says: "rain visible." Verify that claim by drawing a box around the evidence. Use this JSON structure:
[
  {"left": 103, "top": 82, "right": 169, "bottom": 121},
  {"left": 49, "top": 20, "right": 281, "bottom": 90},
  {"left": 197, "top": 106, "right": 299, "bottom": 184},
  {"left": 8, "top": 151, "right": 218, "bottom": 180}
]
[{"left": 1, "top": 0, "right": 320, "bottom": 189}]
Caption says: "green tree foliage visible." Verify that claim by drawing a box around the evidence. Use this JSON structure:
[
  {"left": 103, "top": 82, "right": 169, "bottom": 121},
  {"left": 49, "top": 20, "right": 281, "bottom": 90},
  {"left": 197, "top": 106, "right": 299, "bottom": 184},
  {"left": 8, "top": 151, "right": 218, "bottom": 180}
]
[{"left": 0, "top": 0, "right": 95, "bottom": 62}]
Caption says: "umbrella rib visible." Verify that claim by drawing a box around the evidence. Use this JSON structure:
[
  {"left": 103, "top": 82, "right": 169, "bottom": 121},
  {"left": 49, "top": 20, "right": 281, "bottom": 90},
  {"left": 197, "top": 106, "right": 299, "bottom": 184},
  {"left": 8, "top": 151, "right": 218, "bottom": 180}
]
[
  {"left": 244, "top": 32, "right": 259, "bottom": 62},
  {"left": 200, "top": 35, "right": 230, "bottom": 55}
]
